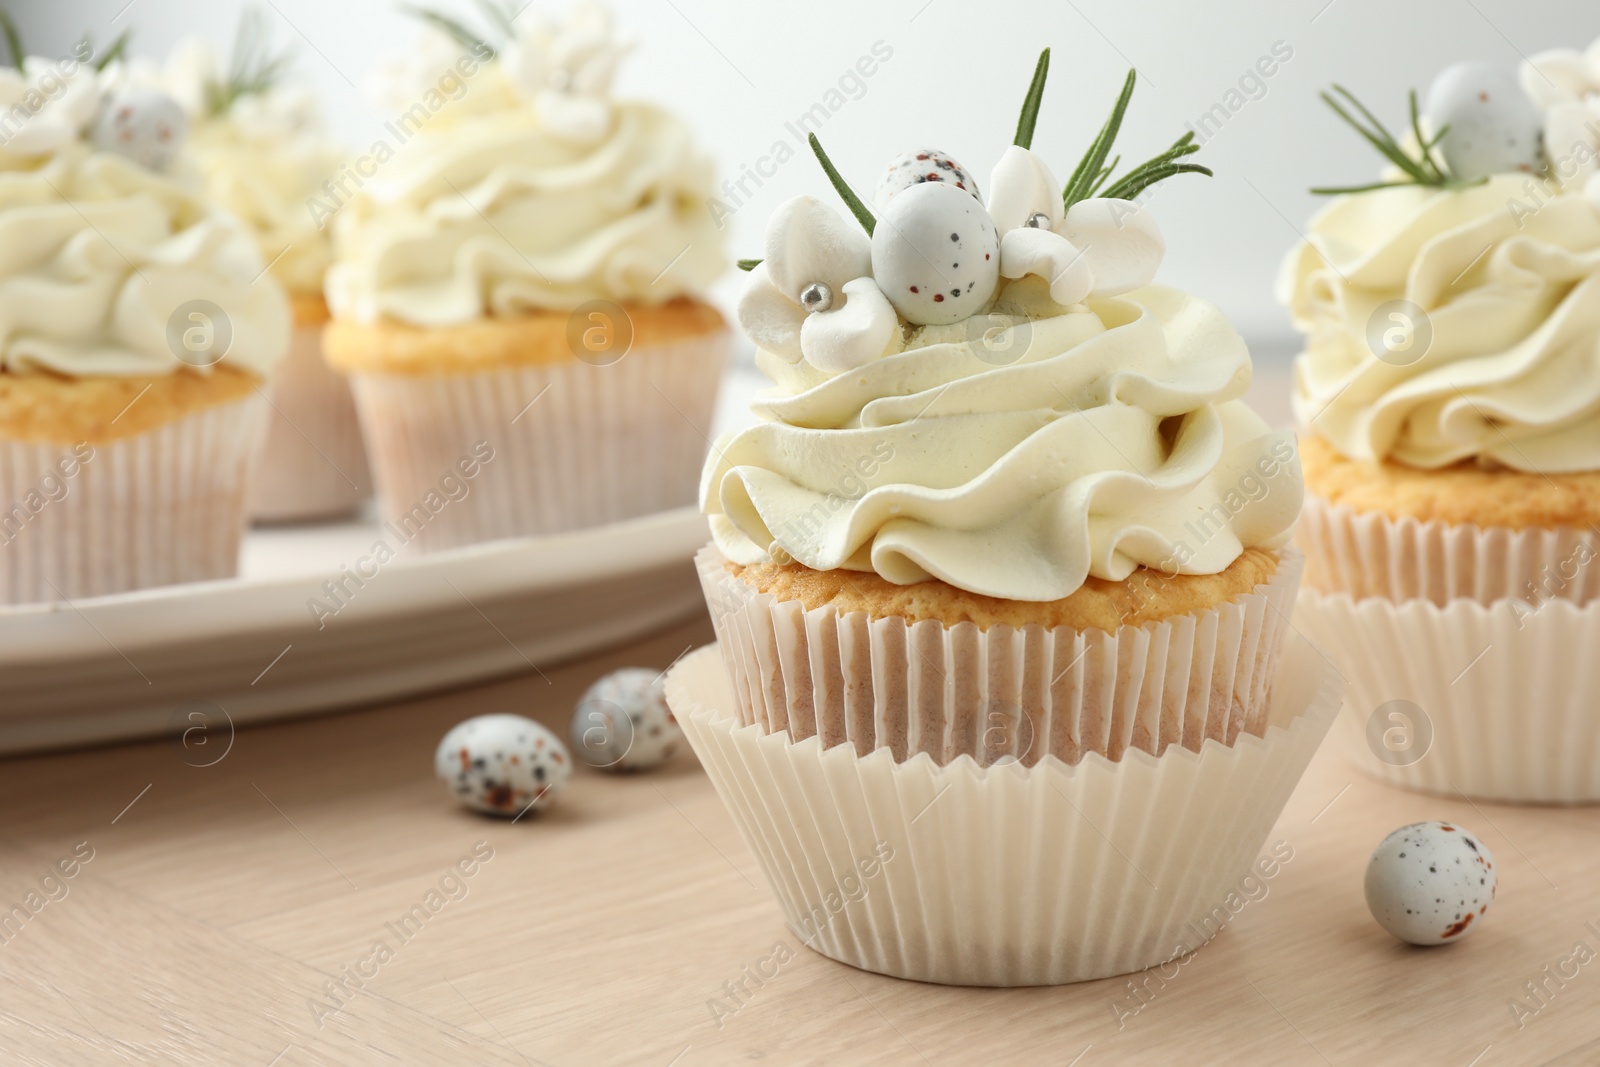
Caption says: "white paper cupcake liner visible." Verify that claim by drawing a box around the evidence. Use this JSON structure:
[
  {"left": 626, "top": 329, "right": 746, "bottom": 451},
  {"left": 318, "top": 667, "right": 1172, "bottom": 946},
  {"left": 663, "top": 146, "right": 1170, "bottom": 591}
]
[
  {"left": 0, "top": 393, "right": 267, "bottom": 604},
  {"left": 1297, "top": 492, "right": 1600, "bottom": 608},
  {"left": 666, "top": 635, "right": 1342, "bottom": 986},
  {"left": 1295, "top": 589, "right": 1600, "bottom": 803},
  {"left": 348, "top": 332, "right": 728, "bottom": 553},
  {"left": 696, "top": 544, "right": 1304, "bottom": 766},
  {"left": 248, "top": 319, "right": 371, "bottom": 523}
]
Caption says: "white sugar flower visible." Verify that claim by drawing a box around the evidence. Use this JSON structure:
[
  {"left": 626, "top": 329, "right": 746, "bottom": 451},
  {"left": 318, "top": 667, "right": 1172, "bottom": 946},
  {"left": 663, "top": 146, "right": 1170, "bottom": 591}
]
[
  {"left": 986, "top": 145, "right": 1164, "bottom": 307},
  {"left": 362, "top": 26, "right": 478, "bottom": 118},
  {"left": 1520, "top": 40, "right": 1600, "bottom": 205},
  {"left": 738, "top": 196, "right": 899, "bottom": 373},
  {"left": 121, "top": 36, "right": 217, "bottom": 117},
  {"left": 503, "top": 1, "right": 626, "bottom": 143},
  {"left": 0, "top": 56, "right": 103, "bottom": 160}
]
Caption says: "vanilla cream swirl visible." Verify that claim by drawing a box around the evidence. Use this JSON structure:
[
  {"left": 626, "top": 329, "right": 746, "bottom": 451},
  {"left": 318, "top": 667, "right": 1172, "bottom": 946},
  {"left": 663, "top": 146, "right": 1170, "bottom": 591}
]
[
  {"left": 1283, "top": 178, "right": 1600, "bottom": 472},
  {"left": 125, "top": 41, "right": 343, "bottom": 295},
  {"left": 324, "top": 100, "right": 725, "bottom": 324},
  {"left": 703, "top": 279, "right": 1303, "bottom": 601},
  {"left": 179, "top": 91, "right": 342, "bottom": 295},
  {"left": 0, "top": 142, "right": 288, "bottom": 378}
]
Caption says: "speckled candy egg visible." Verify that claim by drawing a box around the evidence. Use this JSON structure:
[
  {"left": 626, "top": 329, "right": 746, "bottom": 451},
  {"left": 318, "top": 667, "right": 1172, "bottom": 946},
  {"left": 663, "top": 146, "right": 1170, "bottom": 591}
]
[
  {"left": 873, "top": 148, "right": 981, "bottom": 210},
  {"left": 435, "top": 713, "right": 571, "bottom": 816},
  {"left": 870, "top": 182, "right": 1000, "bottom": 327},
  {"left": 569, "top": 668, "right": 683, "bottom": 772},
  {"left": 91, "top": 89, "right": 188, "bottom": 172},
  {"left": 1365, "top": 821, "right": 1497, "bottom": 946},
  {"left": 1424, "top": 62, "right": 1545, "bottom": 181}
]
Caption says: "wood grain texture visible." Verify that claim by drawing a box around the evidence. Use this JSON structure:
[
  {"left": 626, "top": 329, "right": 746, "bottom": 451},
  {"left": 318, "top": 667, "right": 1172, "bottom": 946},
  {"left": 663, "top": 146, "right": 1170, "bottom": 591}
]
[{"left": 0, "top": 611, "right": 1596, "bottom": 1066}]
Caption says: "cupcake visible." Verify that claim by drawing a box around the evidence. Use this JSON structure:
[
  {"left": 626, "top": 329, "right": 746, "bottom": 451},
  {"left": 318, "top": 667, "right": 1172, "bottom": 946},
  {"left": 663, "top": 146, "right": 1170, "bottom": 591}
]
[
  {"left": 668, "top": 55, "right": 1341, "bottom": 986},
  {"left": 0, "top": 47, "right": 289, "bottom": 604},
  {"left": 322, "top": 1, "right": 728, "bottom": 552},
  {"left": 127, "top": 16, "right": 370, "bottom": 523},
  {"left": 1282, "top": 55, "right": 1600, "bottom": 801}
]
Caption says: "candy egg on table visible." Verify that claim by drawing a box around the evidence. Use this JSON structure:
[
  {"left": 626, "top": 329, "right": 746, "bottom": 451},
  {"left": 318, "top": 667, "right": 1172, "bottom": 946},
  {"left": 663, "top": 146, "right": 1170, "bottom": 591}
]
[
  {"left": 874, "top": 147, "right": 981, "bottom": 209},
  {"left": 871, "top": 181, "right": 1000, "bottom": 326},
  {"left": 569, "top": 667, "right": 683, "bottom": 772},
  {"left": 91, "top": 89, "right": 188, "bottom": 171},
  {"left": 1365, "top": 821, "right": 1497, "bottom": 946},
  {"left": 435, "top": 713, "right": 571, "bottom": 816},
  {"left": 1424, "top": 62, "right": 1545, "bottom": 181}
]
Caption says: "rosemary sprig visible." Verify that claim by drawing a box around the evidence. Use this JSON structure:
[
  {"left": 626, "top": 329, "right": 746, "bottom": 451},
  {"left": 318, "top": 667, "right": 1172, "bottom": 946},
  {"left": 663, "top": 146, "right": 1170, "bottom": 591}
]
[
  {"left": 808, "top": 132, "right": 876, "bottom": 236},
  {"left": 84, "top": 29, "right": 132, "bottom": 71},
  {"left": 1310, "top": 84, "right": 1487, "bottom": 195},
  {"left": 1062, "top": 70, "right": 1137, "bottom": 208},
  {"left": 1102, "top": 132, "right": 1209, "bottom": 200},
  {"left": 1013, "top": 48, "right": 1050, "bottom": 149},
  {"left": 204, "top": 8, "right": 295, "bottom": 116},
  {"left": 1082, "top": 154, "right": 1120, "bottom": 198},
  {"left": 737, "top": 259, "right": 762, "bottom": 272},
  {"left": 403, "top": 5, "right": 494, "bottom": 56},
  {"left": 401, "top": 0, "right": 520, "bottom": 58},
  {"left": 472, "top": 0, "right": 517, "bottom": 40},
  {"left": 0, "top": 10, "right": 22, "bottom": 68},
  {"left": 1062, "top": 70, "right": 1212, "bottom": 208}
]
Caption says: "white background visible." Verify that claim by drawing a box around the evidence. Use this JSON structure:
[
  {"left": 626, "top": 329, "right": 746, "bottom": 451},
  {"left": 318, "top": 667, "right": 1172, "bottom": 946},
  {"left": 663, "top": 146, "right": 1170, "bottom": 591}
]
[{"left": 14, "top": 0, "right": 1599, "bottom": 359}]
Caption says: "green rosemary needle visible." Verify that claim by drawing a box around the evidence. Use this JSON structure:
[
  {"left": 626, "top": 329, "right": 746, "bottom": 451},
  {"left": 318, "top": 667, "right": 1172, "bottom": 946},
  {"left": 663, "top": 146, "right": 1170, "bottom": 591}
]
[
  {"left": 1063, "top": 71, "right": 1211, "bottom": 209},
  {"left": 808, "top": 132, "right": 876, "bottom": 237},
  {"left": 1310, "top": 84, "right": 1487, "bottom": 195},
  {"left": 1013, "top": 48, "right": 1051, "bottom": 150}
]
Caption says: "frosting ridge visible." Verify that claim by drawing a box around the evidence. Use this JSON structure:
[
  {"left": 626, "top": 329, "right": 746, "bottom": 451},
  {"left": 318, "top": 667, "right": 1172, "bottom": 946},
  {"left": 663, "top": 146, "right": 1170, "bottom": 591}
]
[
  {"left": 704, "top": 281, "right": 1302, "bottom": 601},
  {"left": 326, "top": 9, "right": 724, "bottom": 324},
  {"left": 1282, "top": 177, "right": 1600, "bottom": 472},
  {"left": 0, "top": 136, "right": 288, "bottom": 379}
]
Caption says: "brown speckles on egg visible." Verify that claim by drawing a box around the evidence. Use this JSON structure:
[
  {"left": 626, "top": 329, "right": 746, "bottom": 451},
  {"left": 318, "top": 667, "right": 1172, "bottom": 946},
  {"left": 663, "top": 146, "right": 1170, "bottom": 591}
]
[
  {"left": 437, "top": 714, "right": 571, "bottom": 816},
  {"left": 1441, "top": 913, "right": 1474, "bottom": 938},
  {"left": 933, "top": 294, "right": 944, "bottom": 302}
]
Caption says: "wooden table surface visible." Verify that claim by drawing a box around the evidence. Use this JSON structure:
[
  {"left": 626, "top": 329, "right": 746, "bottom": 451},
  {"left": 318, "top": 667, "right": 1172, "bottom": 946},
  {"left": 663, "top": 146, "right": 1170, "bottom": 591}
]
[{"left": 2, "top": 605, "right": 1597, "bottom": 1067}]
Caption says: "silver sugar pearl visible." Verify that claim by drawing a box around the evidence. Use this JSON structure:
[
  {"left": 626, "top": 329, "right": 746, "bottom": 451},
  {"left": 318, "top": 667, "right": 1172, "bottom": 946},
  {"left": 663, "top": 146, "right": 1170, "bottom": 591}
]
[
  {"left": 799, "top": 281, "right": 833, "bottom": 313},
  {"left": 1024, "top": 212, "right": 1052, "bottom": 230}
]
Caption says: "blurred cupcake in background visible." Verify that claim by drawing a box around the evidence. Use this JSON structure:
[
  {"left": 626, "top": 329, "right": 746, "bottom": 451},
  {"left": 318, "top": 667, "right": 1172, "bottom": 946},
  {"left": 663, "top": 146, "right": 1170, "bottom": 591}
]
[
  {"left": 1283, "top": 53, "right": 1600, "bottom": 801},
  {"left": 323, "top": 0, "right": 728, "bottom": 553},
  {"left": 126, "top": 11, "right": 370, "bottom": 522},
  {"left": 0, "top": 38, "right": 289, "bottom": 603}
]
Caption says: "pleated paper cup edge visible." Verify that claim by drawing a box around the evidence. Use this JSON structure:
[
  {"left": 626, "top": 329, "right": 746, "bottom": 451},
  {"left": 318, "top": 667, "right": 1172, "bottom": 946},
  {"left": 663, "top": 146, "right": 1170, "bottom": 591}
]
[
  {"left": 1297, "top": 588, "right": 1600, "bottom": 802},
  {"left": 1299, "top": 491, "right": 1600, "bottom": 607},
  {"left": 666, "top": 641, "right": 1344, "bottom": 985},
  {"left": 348, "top": 331, "right": 729, "bottom": 548},
  {"left": 694, "top": 540, "right": 1307, "bottom": 765},
  {"left": 668, "top": 642, "right": 1343, "bottom": 785},
  {"left": 0, "top": 393, "right": 265, "bottom": 603}
]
